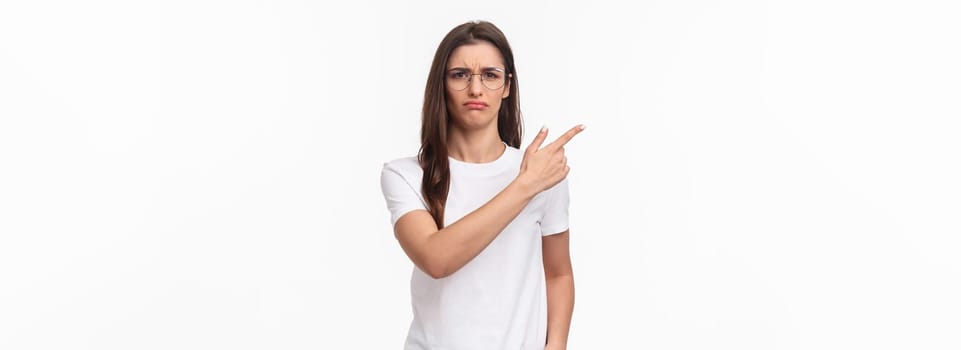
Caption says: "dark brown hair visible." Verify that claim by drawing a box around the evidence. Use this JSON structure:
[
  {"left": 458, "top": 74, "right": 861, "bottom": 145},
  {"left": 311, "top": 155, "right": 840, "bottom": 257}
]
[{"left": 419, "top": 20, "right": 523, "bottom": 228}]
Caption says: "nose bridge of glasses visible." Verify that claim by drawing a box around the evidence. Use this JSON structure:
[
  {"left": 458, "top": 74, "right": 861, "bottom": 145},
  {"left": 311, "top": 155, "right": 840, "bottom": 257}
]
[{"left": 469, "top": 73, "right": 488, "bottom": 90}]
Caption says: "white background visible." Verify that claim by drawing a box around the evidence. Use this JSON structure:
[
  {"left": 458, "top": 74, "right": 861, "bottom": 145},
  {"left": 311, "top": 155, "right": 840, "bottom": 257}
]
[{"left": 1, "top": 0, "right": 959, "bottom": 349}]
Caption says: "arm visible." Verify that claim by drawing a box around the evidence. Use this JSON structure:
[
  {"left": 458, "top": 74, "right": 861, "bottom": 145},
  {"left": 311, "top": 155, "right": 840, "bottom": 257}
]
[
  {"left": 543, "top": 230, "right": 574, "bottom": 350},
  {"left": 393, "top": 125, "right": 585, "bottom": 279},
  {"left": 393, "top": 180, "right": 537, "bottom": 278}
]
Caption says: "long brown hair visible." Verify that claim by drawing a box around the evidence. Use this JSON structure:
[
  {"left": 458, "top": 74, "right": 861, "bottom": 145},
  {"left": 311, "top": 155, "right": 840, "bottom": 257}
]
[{"left": 419, "top": 20, "right": 522, "bottom": 229}]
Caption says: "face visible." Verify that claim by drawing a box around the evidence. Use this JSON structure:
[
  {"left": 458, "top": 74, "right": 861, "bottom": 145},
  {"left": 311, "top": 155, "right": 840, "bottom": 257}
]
[{"left": 445, "top": 41, "right": 511, "bottom": 131}]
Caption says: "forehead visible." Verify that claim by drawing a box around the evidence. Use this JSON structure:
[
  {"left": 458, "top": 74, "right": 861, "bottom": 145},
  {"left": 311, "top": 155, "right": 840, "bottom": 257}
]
[{"left": 447, "top": 41, "right": 505, "bottom": 69}]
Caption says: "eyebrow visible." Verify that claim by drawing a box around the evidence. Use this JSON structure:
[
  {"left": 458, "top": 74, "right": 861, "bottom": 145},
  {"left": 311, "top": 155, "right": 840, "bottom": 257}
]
[{"left": 446, "top": 66, "right": 506, "bottom": 72}]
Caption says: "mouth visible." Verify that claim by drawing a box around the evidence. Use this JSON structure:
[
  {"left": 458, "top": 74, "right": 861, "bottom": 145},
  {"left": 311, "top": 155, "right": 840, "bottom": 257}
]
[{"left": 464, "top": 100, "right": 488, "bottom": 110}]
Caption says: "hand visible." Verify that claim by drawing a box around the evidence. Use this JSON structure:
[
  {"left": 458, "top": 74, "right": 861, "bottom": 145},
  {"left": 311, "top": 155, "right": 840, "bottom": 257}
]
[{"left": 517, "top": 124, "right": 585, "bottom": 195}]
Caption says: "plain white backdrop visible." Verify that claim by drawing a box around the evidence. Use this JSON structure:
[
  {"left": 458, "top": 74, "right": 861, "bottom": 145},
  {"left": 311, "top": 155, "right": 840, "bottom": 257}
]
[{"left": 1, "top": 0, "right": 959, "bottom": 349}]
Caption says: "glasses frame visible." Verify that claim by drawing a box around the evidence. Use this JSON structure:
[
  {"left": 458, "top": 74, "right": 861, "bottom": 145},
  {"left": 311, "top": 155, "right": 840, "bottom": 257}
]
[{"left": 445, "top": 67, "right": 511, "bottom": 91}]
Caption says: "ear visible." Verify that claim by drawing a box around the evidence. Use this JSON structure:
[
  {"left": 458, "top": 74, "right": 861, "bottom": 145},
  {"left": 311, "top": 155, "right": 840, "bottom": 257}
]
[{"left": 502, "top": 73, "right": 511, "bottom": 99}]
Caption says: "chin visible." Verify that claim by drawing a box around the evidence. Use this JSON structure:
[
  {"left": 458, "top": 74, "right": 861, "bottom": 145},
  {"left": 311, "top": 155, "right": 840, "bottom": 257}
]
[{"left": 452, "top": 112, "right": 497, "bottom": 130}]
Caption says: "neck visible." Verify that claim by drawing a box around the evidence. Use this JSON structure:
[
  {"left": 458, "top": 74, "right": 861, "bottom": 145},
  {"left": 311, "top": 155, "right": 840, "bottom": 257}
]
[{"left": 447, "top": 126, "right": 505, "bottom": 163}]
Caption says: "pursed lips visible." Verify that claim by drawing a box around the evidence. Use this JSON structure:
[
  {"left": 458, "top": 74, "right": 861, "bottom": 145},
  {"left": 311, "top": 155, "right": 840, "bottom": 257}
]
[{"left": 464, "top": 100, "right": 488, "bottom": 109}]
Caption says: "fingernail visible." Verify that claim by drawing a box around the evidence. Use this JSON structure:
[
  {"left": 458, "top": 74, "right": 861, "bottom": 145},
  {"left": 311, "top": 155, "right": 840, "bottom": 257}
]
[
  {"left": 578, "top": 124, "right": 586, "bottom": 130},
  {"left": 540, "top": 125, "right": 548, "bottom": 133}
]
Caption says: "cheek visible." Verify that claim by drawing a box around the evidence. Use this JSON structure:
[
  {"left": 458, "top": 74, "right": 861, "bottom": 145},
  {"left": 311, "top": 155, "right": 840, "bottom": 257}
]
[{"left": 490, "top": 96, "right": 505, "bottom": 111}]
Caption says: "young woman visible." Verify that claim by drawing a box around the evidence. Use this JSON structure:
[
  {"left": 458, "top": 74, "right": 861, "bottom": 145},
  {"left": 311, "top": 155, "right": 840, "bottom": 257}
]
[{"left": 380, "top": 20, "right": 584, "bottom": 350}]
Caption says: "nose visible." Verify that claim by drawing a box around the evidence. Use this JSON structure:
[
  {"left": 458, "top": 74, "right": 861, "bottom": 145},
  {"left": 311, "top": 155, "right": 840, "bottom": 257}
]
[{"left": 467, "top": 74, "right": 483, "bottom": 97}]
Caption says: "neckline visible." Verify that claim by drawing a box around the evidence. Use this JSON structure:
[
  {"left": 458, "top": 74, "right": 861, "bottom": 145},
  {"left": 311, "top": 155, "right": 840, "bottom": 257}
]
[{"left": 448, "top": 141, "right": 512, "bottom": 172}]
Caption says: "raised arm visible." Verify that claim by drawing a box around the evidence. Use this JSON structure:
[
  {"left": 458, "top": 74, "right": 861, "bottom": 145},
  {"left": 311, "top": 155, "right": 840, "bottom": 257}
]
[{"left": 393, "top": 125, "right": 584, "bottom": 279}]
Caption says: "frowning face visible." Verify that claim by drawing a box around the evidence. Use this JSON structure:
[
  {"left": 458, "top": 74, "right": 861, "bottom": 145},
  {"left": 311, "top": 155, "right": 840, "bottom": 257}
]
[{"left": 445, "top": 41, "right": 511, "bottom": 131}]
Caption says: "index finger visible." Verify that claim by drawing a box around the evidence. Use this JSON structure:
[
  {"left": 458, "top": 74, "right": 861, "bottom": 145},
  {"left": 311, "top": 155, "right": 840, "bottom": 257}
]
[{"left": 548, "top": 124, "right": 586, "bottom": 149}]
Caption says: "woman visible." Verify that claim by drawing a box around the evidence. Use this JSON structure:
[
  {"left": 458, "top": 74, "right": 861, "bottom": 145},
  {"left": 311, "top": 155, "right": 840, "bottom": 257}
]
[{"left": 380, "top": 20, "right": 584, "bottom": 350}]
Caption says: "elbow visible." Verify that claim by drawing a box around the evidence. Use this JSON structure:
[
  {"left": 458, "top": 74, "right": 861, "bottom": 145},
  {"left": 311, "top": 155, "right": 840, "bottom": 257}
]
[
  {"left": 406, "top": 249, "right": 455, "bottom": 279},
  {"left": 423, "top": 263, "right": 453, "bottom": 279},
  {"left": 419, "top": 256, "right": 459, "bottom": 279},
  {"left": 545, "top": 269, "right": 574, "bottom": 281},
  {"left": 427, "top": 270, "right": 450, "bottom": 279}
]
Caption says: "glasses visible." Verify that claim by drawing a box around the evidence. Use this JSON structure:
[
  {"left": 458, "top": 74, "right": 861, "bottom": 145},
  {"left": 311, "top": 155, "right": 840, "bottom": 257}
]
[{"left": 446, "top": 67, "right": 509, "bottom": 91}]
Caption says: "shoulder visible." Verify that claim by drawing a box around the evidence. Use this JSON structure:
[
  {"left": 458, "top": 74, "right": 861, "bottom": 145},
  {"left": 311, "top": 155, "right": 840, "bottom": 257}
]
[
  {"left": 504, "top": 144, "right": 523, "bottom": 158},
  {"left": 499, "top": 144, "right": 524, "bottom": 167},
  {"left": 381, "top": 155, "right": 423, "bottom": 182}
]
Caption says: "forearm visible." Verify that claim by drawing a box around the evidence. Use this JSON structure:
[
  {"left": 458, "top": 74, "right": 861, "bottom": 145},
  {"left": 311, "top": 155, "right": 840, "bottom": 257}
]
[
  {"left": 424, "top": 179, "right": 537, "bottom": 277},
  {"left": 545, "top": 274, "right": 574, "bottom": 348}
]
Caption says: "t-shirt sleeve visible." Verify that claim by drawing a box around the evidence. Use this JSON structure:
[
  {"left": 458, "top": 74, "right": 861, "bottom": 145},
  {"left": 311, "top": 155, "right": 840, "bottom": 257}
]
[
  {"left": 380, "top": 163, "right": 428, "bottom": 227},
  {"left": 539, "top": 178, "right": 570, "bottom": 236}
]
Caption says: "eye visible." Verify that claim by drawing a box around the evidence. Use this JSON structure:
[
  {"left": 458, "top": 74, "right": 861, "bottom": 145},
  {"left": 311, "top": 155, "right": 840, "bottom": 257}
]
[
  {"left": 484, "top": 71, "right": 502, "bottom": 79},
  {"left": 448, "top": 70, "right": 469, "bottom": 79}
]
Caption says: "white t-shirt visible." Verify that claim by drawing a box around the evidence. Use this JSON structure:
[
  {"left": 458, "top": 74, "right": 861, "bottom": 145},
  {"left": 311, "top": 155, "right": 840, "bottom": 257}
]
[{"left": 380, "top": 144, "right": 570, "bottom": 350}]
